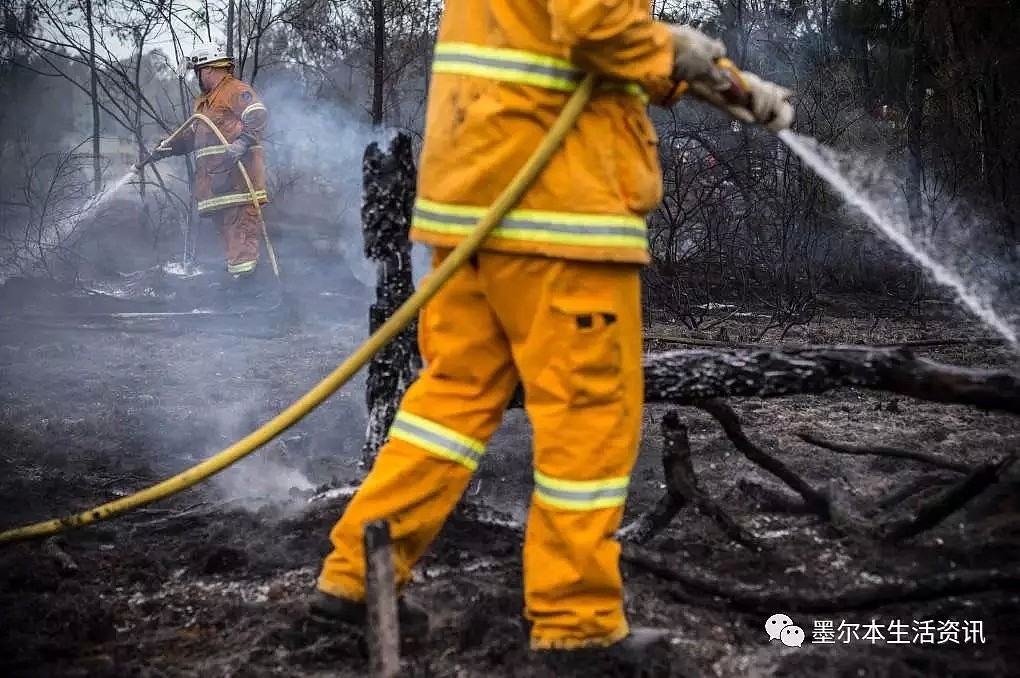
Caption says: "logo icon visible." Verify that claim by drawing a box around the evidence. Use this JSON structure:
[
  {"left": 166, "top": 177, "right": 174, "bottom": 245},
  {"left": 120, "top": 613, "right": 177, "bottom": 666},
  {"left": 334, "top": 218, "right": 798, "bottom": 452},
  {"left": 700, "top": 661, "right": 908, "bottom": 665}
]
[
  {"left": 765, "top": 613, "right": 804, "bottom": 647},
  {"left": 780, "top": 624, "right": 805, "bottom": 647}
]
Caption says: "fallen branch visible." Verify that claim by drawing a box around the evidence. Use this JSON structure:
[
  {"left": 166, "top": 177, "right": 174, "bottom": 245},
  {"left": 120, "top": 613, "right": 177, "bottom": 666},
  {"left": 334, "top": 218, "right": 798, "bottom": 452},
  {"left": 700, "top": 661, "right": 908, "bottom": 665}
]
[
  {"left": 797, "top": 431, "right": 971, "bottom": 473},
  {"left": 621, "top": 543, "right": 1020, "bottom": 612},
  {"left": 689, "top": 400, "right": 831, "bottom": 520},
  {"left": 877, "top": 473, "right": 956, "bottom": 509},
  {"left": 618, "top": 411, "right": 764, "bottom": 550},
  {"left": 880, "top": 453, "right": 1019, "bottom": 542}
]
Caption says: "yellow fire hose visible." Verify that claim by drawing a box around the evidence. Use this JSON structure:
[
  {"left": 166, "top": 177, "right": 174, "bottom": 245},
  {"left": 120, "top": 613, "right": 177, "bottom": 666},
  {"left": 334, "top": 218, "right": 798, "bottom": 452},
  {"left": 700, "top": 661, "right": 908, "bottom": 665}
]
[{"left": 0, "top": 74, "right": 599, "bottom": 546}]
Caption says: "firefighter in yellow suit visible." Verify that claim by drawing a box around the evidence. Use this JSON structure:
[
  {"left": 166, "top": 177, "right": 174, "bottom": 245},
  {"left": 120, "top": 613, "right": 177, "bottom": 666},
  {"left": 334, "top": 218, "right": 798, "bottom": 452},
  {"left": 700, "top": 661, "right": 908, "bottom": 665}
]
[
  {"left": 313, "top": 0, "right": 793, "bottom": 663},
  {"left": 148, "top": 43, "right": 269, "bottom": 279}
]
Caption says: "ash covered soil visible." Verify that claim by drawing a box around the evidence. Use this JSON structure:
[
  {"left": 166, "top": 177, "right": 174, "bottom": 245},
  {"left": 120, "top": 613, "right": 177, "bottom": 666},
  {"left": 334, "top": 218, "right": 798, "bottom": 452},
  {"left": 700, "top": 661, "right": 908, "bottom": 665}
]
[{"left": 1, "top": 258, "right": 1019, "bottom": 677}]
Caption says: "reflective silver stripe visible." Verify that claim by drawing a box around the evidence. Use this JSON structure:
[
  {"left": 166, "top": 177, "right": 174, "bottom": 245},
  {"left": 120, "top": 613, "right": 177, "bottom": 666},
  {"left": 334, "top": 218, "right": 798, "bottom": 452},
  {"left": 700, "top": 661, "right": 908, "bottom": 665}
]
[
  {"left": 533, "top": 470, "right": 629, "bottom": 511},
  {"left": 197, "top": 190, "right": 268, "bottom": 212},
  {"left": 389, "top": 411, "right": 484, "bottom": 471},
  {"left": 432, "top": 42, "right": 647, "bottom": 101},
  {"left": 413, "top": 198, "right": 647, "bottom": 250},
  {"left": 241, "top": 102, "right": 267, "bottom": 121}
]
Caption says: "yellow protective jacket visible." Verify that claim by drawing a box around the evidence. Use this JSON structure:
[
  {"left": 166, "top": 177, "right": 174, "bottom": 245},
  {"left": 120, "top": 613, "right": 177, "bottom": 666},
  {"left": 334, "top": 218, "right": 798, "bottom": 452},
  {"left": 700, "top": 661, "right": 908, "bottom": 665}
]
[
  {"left": 169, "top": 74, "right": 269, "bottom": 215},
  {"left": 412, "top": 1, "right": 680, "bottom": 265}
]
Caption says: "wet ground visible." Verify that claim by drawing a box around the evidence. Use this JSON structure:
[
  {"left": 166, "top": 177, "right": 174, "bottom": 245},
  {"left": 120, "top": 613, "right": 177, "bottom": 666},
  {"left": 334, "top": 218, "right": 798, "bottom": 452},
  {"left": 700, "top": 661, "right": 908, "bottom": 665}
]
[{"left": 1, "top": 254, "right": 1018, "bottom": 676}]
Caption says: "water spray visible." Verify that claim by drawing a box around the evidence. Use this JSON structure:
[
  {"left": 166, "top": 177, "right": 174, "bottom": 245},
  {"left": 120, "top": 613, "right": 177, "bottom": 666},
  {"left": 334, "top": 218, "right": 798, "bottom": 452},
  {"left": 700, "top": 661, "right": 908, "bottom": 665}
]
[
  {"left": 778, "top": 130, "right": 1019, "bottom": 351},
  {"left": 42, "top": 170, "right": 139, "bottom": 250}
]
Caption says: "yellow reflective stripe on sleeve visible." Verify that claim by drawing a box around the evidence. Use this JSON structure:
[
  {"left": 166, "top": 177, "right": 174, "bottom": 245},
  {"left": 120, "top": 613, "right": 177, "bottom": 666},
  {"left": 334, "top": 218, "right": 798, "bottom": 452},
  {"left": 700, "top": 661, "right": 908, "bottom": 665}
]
[
  {"left": 196, "top": 145, "right": 227, "bottom": 158},
  {"left": 433, "top": 42, "right": 648, "bottom": 103},
  {"left": 413, "top": 198, "right": 648, "bottom": 250},
  {"left": 533, "top": 470, "right": 630, "bottom": 511},
  {"left": 241, "top": 102, "right": 267, "bottom": 120},
  {"left": 389, "top": 411, "right": 485, "bottom": 471},
  {"left": 197, "top": 190, "right": 268, "bottom": 212}
]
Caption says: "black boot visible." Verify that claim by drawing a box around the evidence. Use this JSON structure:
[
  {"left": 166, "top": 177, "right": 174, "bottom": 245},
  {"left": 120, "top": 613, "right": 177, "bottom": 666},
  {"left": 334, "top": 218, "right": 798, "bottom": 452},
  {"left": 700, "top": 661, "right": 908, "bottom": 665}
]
[
  {"left": 307, "top": 590, "right": 430, "bottom": 640},
  {"left": 535, "top": 628, "right": 686, "bottom": 677}
]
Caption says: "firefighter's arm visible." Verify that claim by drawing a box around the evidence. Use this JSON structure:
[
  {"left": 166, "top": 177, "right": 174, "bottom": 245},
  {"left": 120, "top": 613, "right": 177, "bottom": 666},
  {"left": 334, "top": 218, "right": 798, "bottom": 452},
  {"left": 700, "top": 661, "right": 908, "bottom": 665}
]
[
  {"left": 547, "top": 1, "right": 691, "bottom": 106},
  {"left": 225, "top": 86, "right": 267, "bottom": 160},
  {"left": 143, "top": 123, "right": 194, "bottom": 164}
]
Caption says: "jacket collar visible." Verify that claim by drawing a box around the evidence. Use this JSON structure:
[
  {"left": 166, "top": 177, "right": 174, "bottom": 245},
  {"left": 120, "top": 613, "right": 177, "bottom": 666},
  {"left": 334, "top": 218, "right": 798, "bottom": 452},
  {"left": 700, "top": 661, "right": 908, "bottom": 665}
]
[{"left": 197, "top": 73, "right": 234, "bottom": 103}]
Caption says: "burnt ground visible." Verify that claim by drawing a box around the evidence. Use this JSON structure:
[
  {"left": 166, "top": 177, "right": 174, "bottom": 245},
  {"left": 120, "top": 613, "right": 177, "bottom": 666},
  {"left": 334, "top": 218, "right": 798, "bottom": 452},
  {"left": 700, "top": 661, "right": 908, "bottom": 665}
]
[{"left": 1, "top": 243, "right": 1019, "bottom": 676}]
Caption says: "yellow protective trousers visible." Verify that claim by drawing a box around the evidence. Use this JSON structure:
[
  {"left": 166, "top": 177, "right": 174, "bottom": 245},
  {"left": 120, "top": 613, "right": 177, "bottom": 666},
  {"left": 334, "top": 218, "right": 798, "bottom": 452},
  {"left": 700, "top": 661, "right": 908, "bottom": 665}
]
[{"left": 318, "top": 248, "right": 644, "bottom": 649}]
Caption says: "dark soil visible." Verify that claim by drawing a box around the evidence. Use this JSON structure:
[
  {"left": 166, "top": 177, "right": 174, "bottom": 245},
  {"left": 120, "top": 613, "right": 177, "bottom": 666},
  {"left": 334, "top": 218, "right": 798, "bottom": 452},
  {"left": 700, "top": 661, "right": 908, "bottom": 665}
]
[{"left": 1, "top": 250, "right": 1019, "bottom": 677}]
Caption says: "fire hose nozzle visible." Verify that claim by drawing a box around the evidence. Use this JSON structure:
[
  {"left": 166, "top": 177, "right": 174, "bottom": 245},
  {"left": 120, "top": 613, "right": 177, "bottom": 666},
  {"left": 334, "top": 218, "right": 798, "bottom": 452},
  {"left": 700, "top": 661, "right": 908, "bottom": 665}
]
[{"left": 134, "top": 144, "right": 172, "bottom": 170}]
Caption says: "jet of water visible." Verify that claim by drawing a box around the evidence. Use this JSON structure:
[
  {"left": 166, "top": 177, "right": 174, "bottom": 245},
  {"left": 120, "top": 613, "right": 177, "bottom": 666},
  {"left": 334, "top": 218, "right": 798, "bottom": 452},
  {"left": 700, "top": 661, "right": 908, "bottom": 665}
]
[
  {"left": 778, "top": 130, "right": 1019, "bottom": 351},
  {"left": 43, "top": 170, "right": 139, "bottom": 248}
]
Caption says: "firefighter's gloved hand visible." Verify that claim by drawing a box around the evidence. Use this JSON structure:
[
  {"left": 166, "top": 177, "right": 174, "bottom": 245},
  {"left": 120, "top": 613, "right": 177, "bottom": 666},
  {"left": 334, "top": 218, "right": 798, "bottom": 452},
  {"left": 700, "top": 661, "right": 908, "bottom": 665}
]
[
  {"left": 739, "top": 72, "right": 794, "bottom": 132},
  {"left": 667, "top": 25, "right": 729, "bottom": 90},
  {"left": 224, "top": 133, "right": 255, "bottom": 162},
  {"left": 145, "top": 141, "right": 173, "bottom": 164}
]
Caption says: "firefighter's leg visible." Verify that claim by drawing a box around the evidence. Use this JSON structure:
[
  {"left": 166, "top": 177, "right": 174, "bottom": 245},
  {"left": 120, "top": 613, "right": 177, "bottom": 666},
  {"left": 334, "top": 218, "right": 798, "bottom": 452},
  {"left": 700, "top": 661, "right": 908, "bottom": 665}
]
[
  {"left": 318, "top": 248, "right": 518, "bottom": 601},
  {"left": 487, "top": 255, "right": 643, "bottom": 649},
  {"left": 219, "top": 204, "right": 260, "bottom": 276}
]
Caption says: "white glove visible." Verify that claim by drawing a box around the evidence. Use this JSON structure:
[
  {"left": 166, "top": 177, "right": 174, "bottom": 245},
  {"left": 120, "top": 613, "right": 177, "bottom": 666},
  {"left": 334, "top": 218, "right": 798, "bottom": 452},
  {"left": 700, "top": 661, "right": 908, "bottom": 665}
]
[
  {"left": 667, "top": 25, "right": 730, "bottom": 90},
  {"left": 738, "top": 72, "right": 794, "bottom": 132}
]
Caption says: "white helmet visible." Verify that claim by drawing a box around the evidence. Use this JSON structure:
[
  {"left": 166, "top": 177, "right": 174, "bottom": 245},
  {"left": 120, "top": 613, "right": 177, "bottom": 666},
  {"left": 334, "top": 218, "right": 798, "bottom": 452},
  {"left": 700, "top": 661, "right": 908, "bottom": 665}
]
[{"left": 184, "top": 42, "right": 233, "bottom": 71}]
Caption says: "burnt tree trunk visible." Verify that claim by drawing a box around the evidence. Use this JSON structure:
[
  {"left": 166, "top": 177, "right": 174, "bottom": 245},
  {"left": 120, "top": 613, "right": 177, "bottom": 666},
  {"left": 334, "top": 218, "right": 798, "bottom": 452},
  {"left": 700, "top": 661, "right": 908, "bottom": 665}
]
[{"left": 361, "top": 133, "right": 421, "bottom": 465}]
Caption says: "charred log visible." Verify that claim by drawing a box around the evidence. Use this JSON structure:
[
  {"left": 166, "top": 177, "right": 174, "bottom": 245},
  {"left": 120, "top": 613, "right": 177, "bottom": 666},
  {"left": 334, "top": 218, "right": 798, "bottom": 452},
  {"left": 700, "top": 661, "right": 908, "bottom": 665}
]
[
  {"left": 361, "top": 133, "right": 421, "bottom": 464},
  {"left": 508, "top": 346, "right": 1020, "bottom": 415},
  {"left": 643, "top": 347, "right": 1020, "bottom": 415}
]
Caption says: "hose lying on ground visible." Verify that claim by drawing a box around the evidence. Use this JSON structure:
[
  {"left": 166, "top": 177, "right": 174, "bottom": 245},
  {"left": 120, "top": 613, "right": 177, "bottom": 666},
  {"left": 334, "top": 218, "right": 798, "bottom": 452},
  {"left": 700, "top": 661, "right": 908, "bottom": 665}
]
[{"left": 0, "top": 74, "right": 598, "bottom": 546}]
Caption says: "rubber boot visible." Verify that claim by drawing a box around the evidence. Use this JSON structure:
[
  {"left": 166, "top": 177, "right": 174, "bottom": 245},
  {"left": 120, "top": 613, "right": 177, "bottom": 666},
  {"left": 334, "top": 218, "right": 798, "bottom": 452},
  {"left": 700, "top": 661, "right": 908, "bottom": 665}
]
[{"left": 535, "top": 627, "right": 680, "bottom": 677}]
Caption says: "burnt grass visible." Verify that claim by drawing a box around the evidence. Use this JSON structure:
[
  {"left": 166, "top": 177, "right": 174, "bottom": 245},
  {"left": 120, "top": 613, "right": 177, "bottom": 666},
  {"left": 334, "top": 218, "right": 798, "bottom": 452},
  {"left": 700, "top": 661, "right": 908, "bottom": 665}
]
[{"left": 1, "top": 273, "right": 1019, "bottom": 677}]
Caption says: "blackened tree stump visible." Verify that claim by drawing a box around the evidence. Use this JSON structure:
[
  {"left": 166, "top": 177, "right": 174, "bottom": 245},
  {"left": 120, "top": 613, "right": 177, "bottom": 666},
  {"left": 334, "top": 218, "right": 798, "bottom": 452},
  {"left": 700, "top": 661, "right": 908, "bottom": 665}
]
[{"left": 361, "top": 133, "right": 421, "bottom": 465}]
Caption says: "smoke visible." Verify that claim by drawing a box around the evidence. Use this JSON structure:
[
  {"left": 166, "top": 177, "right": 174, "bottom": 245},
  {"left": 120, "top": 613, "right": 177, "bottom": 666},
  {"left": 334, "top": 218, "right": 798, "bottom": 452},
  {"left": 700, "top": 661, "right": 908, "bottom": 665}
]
[
  {"left": 257, "top": 74, "right": 432, "bottom": 287},
  {"left": 204, "top": 399, "right": 315, "bottom": 508}
]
